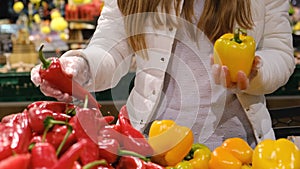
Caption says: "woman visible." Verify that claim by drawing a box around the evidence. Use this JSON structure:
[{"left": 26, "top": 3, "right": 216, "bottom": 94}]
[{"left": 31, "top": 0, "right": 295, "bottom": 150}]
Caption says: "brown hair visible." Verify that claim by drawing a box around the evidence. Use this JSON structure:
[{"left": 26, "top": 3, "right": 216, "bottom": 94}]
[{"left": 117, "top": 0, "right": 253, "bottom": 59}]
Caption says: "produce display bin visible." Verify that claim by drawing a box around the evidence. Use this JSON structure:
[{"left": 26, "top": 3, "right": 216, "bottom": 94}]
[
  {"left": 269, "top": 106, "right": 300, "bottom": 139},
  {"left": 0, "top": 72, "right": 54, "bottom": 102}
]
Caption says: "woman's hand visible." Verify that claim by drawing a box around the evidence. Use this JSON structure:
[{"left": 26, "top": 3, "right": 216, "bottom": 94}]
[
  {"left": 211, "top": 55, "right": 262, "bottom": 91},
  {"left": 30, "top": 56, "right": 90, "bottom": 102}
]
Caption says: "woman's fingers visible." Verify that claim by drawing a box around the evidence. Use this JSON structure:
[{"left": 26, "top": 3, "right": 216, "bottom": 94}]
[
  {"left": 212, "top": 64, "right": 221, "bottom": 85},
  {"left": 221, "top": 66, "right": 232, "bottom": 88},
  {"left": 237, "top": 71, "right": 249, "bottom": 90},
  {"left": 39, "top": 81, "right": 73, "bottom": 103}
]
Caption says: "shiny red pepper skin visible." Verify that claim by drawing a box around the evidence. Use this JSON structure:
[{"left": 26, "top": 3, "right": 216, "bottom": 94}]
[
  {"left": 27, "top": 101, "right": 76, "bottom": 115},
  {"left": 98, "top": 138, "right": 120, "bottom": 164},
  {"left": 28, "top": 107, "right": 71, "bottom": 133},
  {"left": 70, "top": 108, "right": 114, "bottom": 142},
  {"left": 72, "top": 161, "right": 82, "bottom": 169},
  {"left": 0, "top": 110, "right": 32, "bottom": 158},
  {"left": 0, "top": 153, "right": 31, "bottom": 169},
  {"left": 116, "top": 156, "right": 146, "bottom": 169},
  {"left": 51, "top": 139, "right": 88, "bottom": 169},
  {"left": 45, "top": 125, "right": 77, "bottom": 153},
  {"left": 79, "top": 138, "right": 99, "bottom": 169},
  {"left": 38, "top": 45, "right": 101, "bottom": 109},
  {"left": 118, "top": 105, "right": 153, "bottom": 156},
  {"left": 31, "top": 142, "right": 58, "bottom": 169}
]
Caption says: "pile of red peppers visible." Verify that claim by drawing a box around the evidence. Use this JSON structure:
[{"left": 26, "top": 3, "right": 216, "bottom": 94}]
[{"left": 0, "top": 101, "right": 164, "bottom": 169}]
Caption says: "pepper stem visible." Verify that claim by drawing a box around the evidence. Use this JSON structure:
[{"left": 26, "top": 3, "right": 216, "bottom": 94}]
[
  {"left": 82, "top": 160, "right": 107, "bottom": 169},
  {"left": 38, "top": 44, "right": 51, "bottom": 69},
  {"left": 42, "top": 116, "right": 73, "bottom": 156},
  {"left": 232, "top": 28, "right": 247, "bottom": 44},
  {"left": 118, "top": 149, "right": 150, "bottom": 162},
  {"left": 83, "top": 95, "right": 88, "bottom": 108}
]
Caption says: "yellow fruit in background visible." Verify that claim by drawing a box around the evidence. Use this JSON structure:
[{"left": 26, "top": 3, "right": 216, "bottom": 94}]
[
  {"left": 41, "top": 26, "right": 51, "bottom": 34},
  {"left": 30, "top": 0, "right": 41, "bottom": 4},
  {"left": 50, "top": 10, "right": 61, "bottom": 20},
  {"left": 50, "top": 17, "right": 68, "bottom": 32},
  {"left": 33, "top": 14, "right": 41, "bottom": 24},
  {"left": 13, "top": 2, "right": 24, "bottom": 13},
  {"left": 59, "top": 32, "right": 69, "bottom": 41},
  {"left": 294, "top": 22, "right": 300, "bottom": 31},
  {"left": 72, "top": 0, "right": 85, "bottom": 4}
]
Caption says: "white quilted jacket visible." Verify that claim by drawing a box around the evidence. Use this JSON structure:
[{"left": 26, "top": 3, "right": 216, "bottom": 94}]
[{"left": 63, "top": 0, "right": 295, "bottom": 143}]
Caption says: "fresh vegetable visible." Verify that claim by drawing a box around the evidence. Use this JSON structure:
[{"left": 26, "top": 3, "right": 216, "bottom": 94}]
[
  {"left": 116, "top": 156, "right": 146, "bottom": 169},
  {"left": 0, "top": 153, "right": 31, "bottom": 169},
  {"left": 213, "top": 28, "right": 256, "bottom": 82},
  {"left": 28, "top": 107, "right": 70, "bottom": 134},
  {"left": 209, "top": 146, "right": 242, "bottom": 169},
  {"left": 148, "top": 120, "right": 193, "bottom": 166},
  {"left": 188, "top": 144, "right": 211, "bottom": 169},
  {"left": 38, "top": 44, "right": 101, "bottom": 109},
  {"left": 30, "top": 142, "right": 58, "bottom": 169},
  {"left": 70, "top": 107, "right": 114, "bottom": 142},
  {"left": 43, "top": 116, "right": 73, "bottom": 156},
  {"left": 208, "top": 138, "right": 253, "bottom": 169},
  {"left": 27, "top": 101, "right": 76, "bottom": 115},
  {"left": 44, "top": 125, "right": 77, "bottom": 153},
  {"left": 118, "top": 105, "right": 153, "bottom": 156},
  {"left": 97, "top": 138, "right": 120, "bottom": 164},
  {"left": 51, "top": 139, "right": 88, "bottom": 169},
  {"left": 252, "top": 138, "right": 300, "bottom": 169},
  {"left": 0, "top": 111, "right": 32, "bottom": 160},
  {"left": 175, "top": 161, "right": 193, "bottom": 169}
]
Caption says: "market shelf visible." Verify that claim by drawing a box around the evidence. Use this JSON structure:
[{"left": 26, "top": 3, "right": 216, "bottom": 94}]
[{"left": 269, "top": 106, "right": 300, "bottom": 138}]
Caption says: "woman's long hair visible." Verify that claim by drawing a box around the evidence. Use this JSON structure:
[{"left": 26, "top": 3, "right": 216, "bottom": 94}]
[{"left": 117, "top": 0, "right": 253, "bottom": 59}]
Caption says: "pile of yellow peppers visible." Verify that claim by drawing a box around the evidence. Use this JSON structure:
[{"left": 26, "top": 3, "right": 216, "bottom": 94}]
[{"left": 148, "top": 120, "right": 300, "bottom": 169}]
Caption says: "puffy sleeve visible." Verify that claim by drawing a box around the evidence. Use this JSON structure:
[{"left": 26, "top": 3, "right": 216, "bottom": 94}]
[
  {"left": 64, "top": 0, "right": 133, "bottom": 92},
  {"left": 244, "top": 0, "right": 295, "bottom": 95}
]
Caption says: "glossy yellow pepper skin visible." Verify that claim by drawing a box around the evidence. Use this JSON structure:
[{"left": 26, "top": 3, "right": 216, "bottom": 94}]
[
  {"left": 252, "top": 138, "right": 300, "bottom": 169},
  {"left": 148, "top": 120, "right": 194, "bottom": 166},
  {"left": 221, "top": 137, "right": 253, "bottom": 165},
  {"left": 208, "top": 138, "right": 253, "bottom": 169},
  {"left": 189, "top": 146, "right": 211, "bottom": 169},
  {"left": 214, "top": 28, "right": 256, "bottom": 82}
]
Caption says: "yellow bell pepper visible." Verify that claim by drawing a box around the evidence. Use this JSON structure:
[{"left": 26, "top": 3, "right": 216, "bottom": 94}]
[
  {"left": 148, "top": 120, "right": 194, "bottom": 166},
  {"left": 213, "top": 28, "right": 256, "bottom": 82},
  {"left": 189, "top": 146, "right": 211, "bottom": 169},
  {"left": 208, "top": 138, "right": 253, "bottom": 169},
  {"left": 252, "top": 138, "right": 300, "bottom": 169}
]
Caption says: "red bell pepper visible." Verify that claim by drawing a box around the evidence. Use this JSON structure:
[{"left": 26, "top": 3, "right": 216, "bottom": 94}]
[
  {"left": 118, "top": 105, "right": 153, "bottom": 156},
  {"left": 70, "top": 109, "right": 114, "bottom": 142},
  {"left": 98, "top": 138, "right": 120, "bottom": 164},
  {"left": 0, "top": 153, "right": 31, "bottom": 169},
  {"left": 72, "top": 161, "right": 82, "bottom": 169},
  {"left": 79, "top": 138, "right": 99, "bottom": 169},
  {"left": 38, "top": 44, "right": 101, "bottom": 109},
  {"left": 51, "top": 139, "right": 88, "bottom": 169},
  {"left": 0, "top": 110, "right": 32, "bottom": 159},
  {"left": 45, "top": 125, "right": 77, "bottom": 153},
  {"left": 43, "top": 116, "right": 74, "bottom": 156},
  {"left": 27, "top": 101, "right": 76, "bottom": 116},
  {"left": 116, "top": 156, "right": 146, "bottom": 169},
  {"left": 30, "top": 142, "right": 58, "bottom": 169},
  {"left": 28, "top": 107, "right": 71, "bottom": 133}
]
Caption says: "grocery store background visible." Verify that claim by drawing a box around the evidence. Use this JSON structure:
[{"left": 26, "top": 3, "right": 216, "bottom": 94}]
[{"left": 0, "top": 0, "right": 300, "bottom": 137}]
